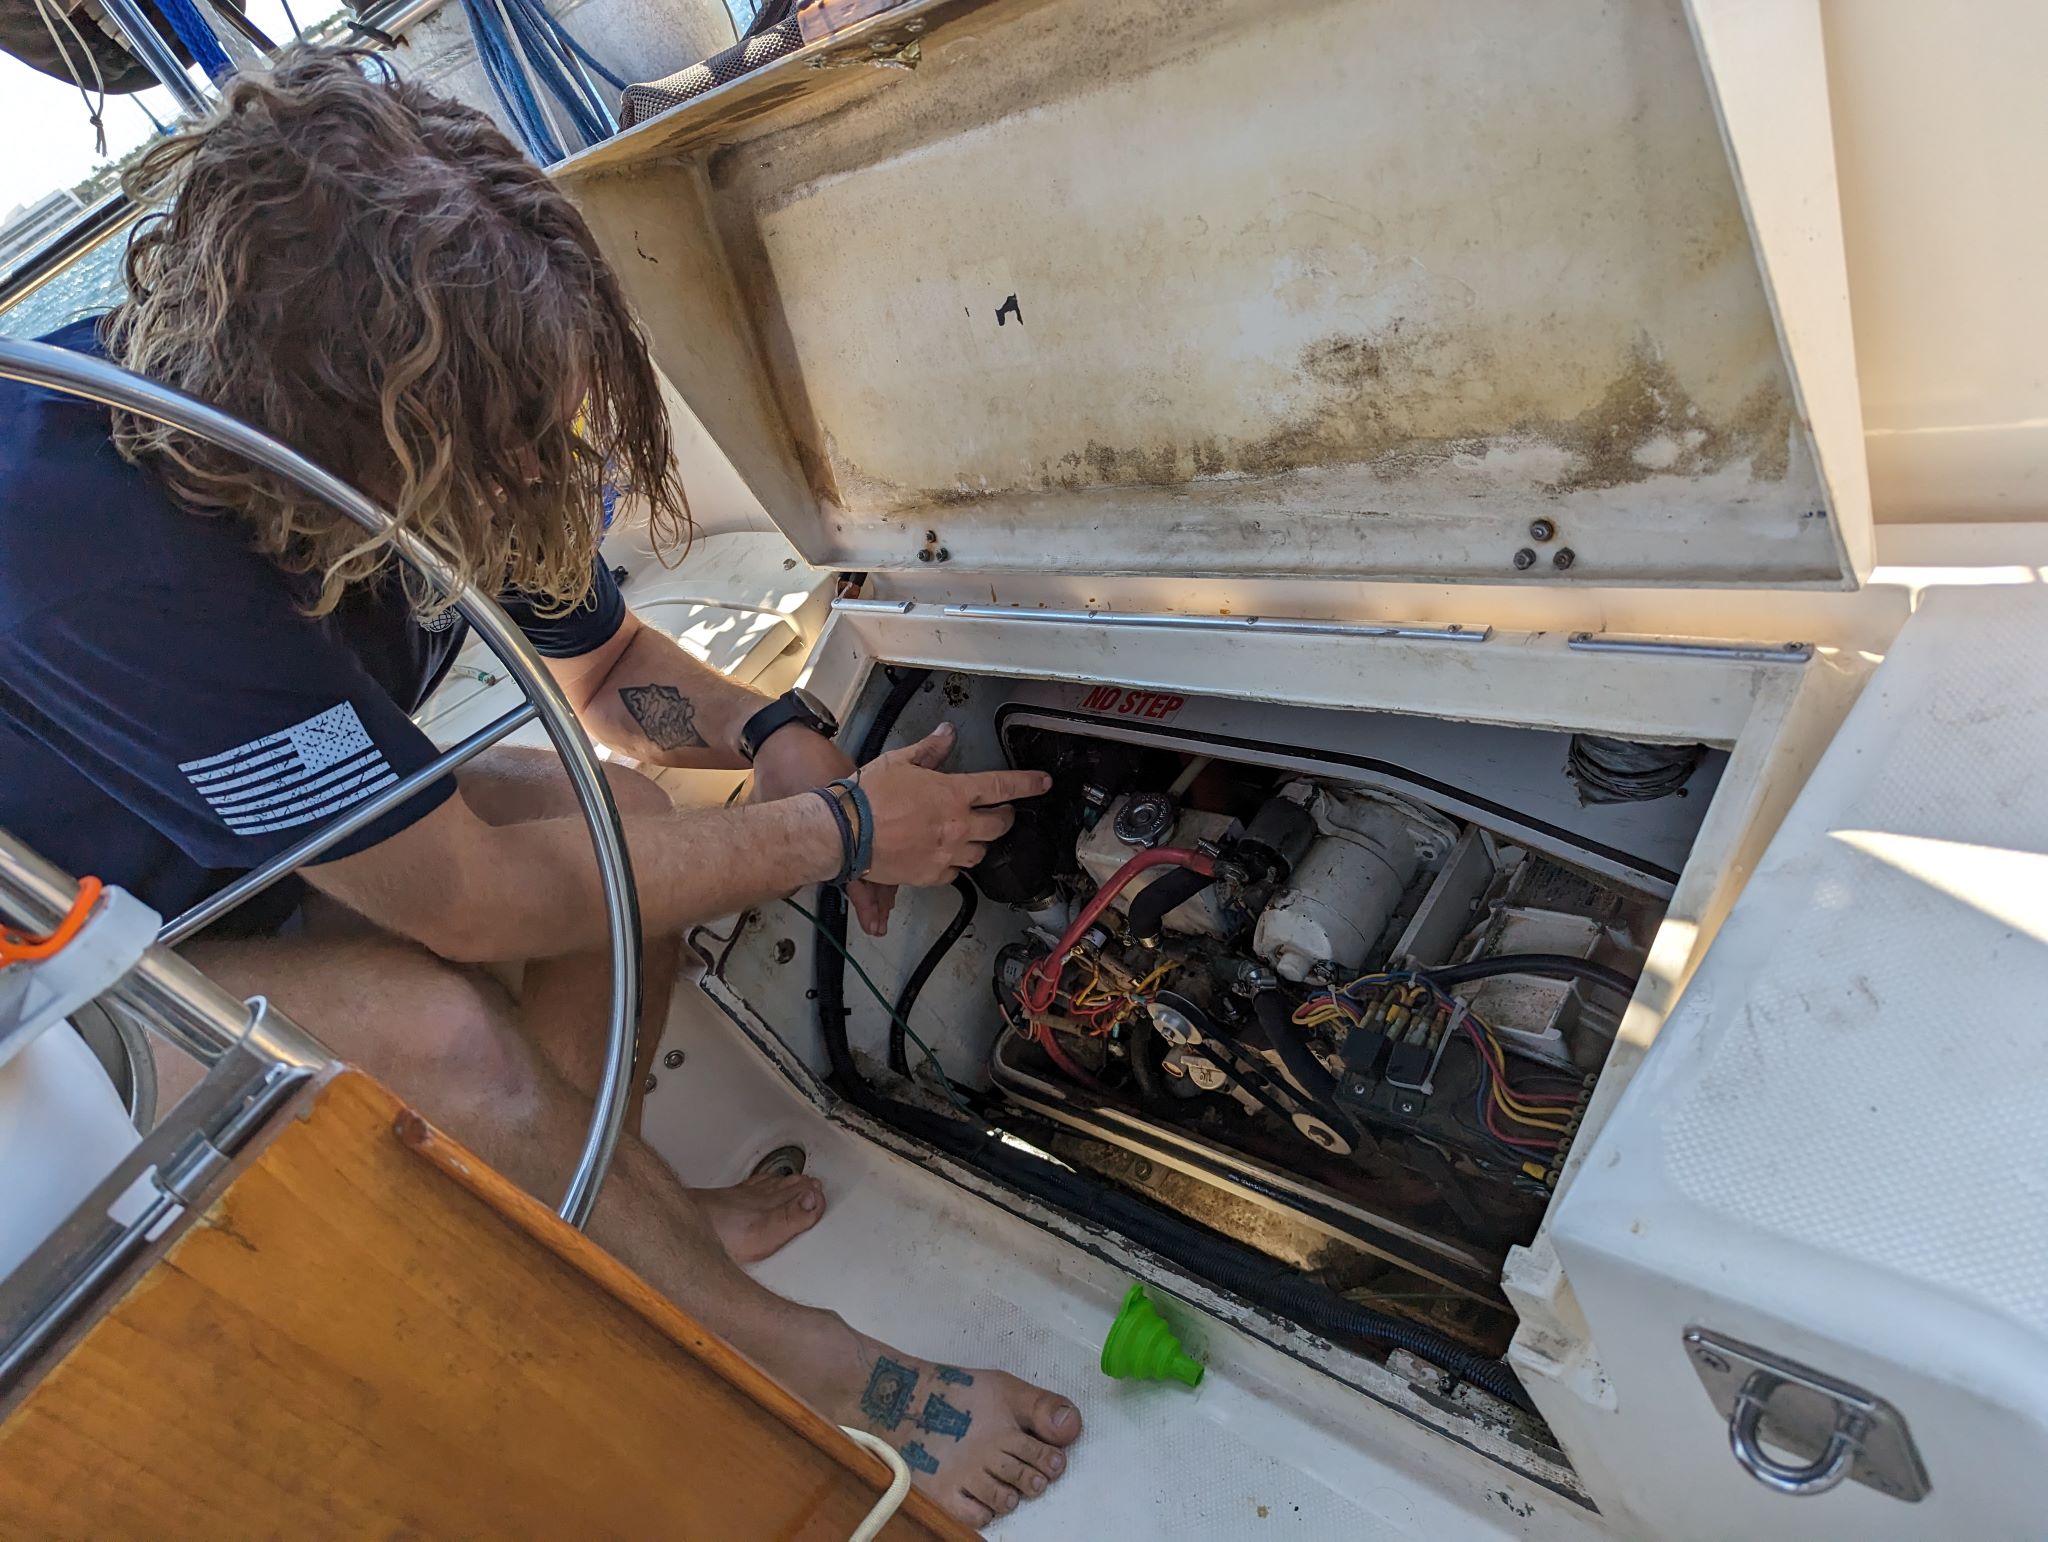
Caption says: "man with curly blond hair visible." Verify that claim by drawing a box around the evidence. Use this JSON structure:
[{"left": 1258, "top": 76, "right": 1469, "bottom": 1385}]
[{"left": 0, "top": 49, "right": 1077, "bottom": 1526}]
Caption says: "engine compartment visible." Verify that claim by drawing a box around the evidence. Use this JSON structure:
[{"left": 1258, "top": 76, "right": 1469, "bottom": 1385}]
[
  {"left": 710, "top": 666, "right": 1726, "bottom": 1409},
  {"left": 972, "top": 714, "right": 1689, "bottom": 1320}
]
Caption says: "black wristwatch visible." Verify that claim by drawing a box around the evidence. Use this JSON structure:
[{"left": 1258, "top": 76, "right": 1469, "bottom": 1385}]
[{"left": 738, "top": 687, "right": 840, "bottom": 763}]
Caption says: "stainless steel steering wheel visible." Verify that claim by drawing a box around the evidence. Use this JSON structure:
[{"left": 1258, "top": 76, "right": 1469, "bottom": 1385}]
[{"left": 0, "top": 338, "right": 642, "bottom": 1230}]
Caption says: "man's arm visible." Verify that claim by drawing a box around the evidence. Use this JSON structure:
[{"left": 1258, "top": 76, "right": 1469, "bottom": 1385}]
[
  {"left": 545, "top": 608, "right": 766, "bottom": 769},
  {"left": 545, "top": 606, "right": 904, "bottom": 933},
  {"left": 303, "top": 726, "right": 1047, "bottom": 964}
]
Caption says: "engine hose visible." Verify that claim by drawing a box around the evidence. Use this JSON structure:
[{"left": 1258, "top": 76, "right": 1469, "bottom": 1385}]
[
  {"left": 1124, "top": 1014, "right": 1171, "bottom": 1107},
  {"left": 859, "top": 667, "right": 932, "bottom": 763},
  {"left": 1423, "top": 953, "right": 1636, "bottom": 1001},
  {"left": 810, "top": 664, "right": 1532, "bottom": 1413},
  {"left": 889, "top": 875, "right": 978, "bottom": 1077},
  {"left": 1125, "top": 865, "right": 1219, "bottom": 947},
  {"left": 816, "top": 667, "right": 931, "bottom": 1096},
  {"left": 1022, "top": 846, "right": 1216, "bottom": 1013},
  {"left": 1252, "top": 990, "right": 1359, "bottom": 1139}
]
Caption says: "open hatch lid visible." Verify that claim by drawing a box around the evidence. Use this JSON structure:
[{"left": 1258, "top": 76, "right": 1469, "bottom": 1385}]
[{"left": 556, "top": 0, "right": 1870, "bottom": 590}]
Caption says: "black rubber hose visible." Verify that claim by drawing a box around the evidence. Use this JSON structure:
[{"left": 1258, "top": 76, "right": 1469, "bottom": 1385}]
[
  {"left": 859, "top": 667, "right": 931, "bottom": 763},
  {"left": 818, "top": 667, "right": 931, "bottom": 1095},
  {"left": 1125, "top": 1014, "right": 1171, "bottom": 1107},
  {"left": 889, "top": 875, "right": 978, "bottom": 1077},
  {"left": 1423, "top": 952, "right": 1636, "bottom": 1000},
  {"left": 811, "top": 664, "right": 1532, "bottom": 1412},
  {"left": 1252, "top": 990, "right": 1358, "bottom": 1139},
  {"left": 1125, "top": 865, "right": 1219, "bottom": 946}
]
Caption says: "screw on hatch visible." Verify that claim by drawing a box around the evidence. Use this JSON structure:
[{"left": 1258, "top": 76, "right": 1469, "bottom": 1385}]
[
  {"left": 663, "top": 1049, "right": 685, "bottom": 1069},
  {"left": 1552, "top": 547, "right": 1576, "bottom": 570},
  {"left": 1513, "top": 548, "right": 1537, "bottom": 571},
  {"left": 1528, "top": 518, "right": 1556, "bottom": 543}
]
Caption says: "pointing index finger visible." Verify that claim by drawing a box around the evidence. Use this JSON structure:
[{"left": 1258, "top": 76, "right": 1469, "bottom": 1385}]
[{"left": 962, "top": 768, "right": 1052, "bottom": 806}]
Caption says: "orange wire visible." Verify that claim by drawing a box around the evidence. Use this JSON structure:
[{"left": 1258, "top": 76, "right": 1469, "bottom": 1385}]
[{"left": 0, "top": 877, "right": 102, "bottom": 967}]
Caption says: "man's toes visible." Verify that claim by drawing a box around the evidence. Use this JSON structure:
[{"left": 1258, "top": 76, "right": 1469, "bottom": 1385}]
[
  {"left": 964, "top": 1472, "right": 1023, "bottom": 1517},
  {"left": 986, "top": 1452, "right": 1049, "bottom": 1500},
  {"left": 948, "top": 1493, "right": 996, "bottom": 1528},
  {"left": 783, "top": 1177, "right": 824, "bottom": 1222},
  {"left": 1000, "top": 1433, "right": 1066, "bottom": 1489},
  {"left": 1019, "top": 1389, "right": 1083, "bottom": 1445}
]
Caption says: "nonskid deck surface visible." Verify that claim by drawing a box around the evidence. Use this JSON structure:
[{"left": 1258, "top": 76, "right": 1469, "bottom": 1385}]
[{"left": 635, "top": 969, "right": 1606, "bottom": 1540}]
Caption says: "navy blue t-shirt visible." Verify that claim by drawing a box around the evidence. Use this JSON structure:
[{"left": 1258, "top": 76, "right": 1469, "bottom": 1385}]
[{"left": 0, "top": 317, "right": 625, "bottom": 935}]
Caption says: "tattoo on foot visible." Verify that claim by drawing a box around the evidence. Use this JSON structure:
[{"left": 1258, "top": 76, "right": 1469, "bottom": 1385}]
[
  {"left": 916, "top": 1393, "right": 972, "bottom": 1440},
  {"left": 934, "top": 1366, "right": 975, "bottom": 1386},
  {"left": 860, "top": 1355, "right": 919, "bottom": 1430},
  {"left": 617, "top": 683, "right": 707, "bottom": 750},
  {"left": 900, "top": 1440, "right": 940, "bottom": 1475}
]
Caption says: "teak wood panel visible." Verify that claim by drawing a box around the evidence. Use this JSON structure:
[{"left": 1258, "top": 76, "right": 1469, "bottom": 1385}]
[{"left": 0, "top": 1071, "right": 966, "bottom": 1541}]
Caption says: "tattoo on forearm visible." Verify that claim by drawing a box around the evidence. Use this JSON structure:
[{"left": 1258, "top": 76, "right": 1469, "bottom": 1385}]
[{"left": 617, "top": 683, "right": 708, "bottom": 751}]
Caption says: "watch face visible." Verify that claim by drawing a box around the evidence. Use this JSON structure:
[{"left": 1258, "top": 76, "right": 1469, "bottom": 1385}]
[{"left": 792, "top": 686, "right": 838, "bottom": 733}]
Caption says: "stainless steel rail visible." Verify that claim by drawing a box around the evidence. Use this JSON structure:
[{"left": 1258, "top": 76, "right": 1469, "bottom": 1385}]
[
  {"left": 0, "top": 339, "right": 641, "bottom": 1228},
  {"left": 0, "top": 831, "right": 328, "bottom": 1070},
  {"left": 98, "top": 0, "right": 212, "bottom": 114}
]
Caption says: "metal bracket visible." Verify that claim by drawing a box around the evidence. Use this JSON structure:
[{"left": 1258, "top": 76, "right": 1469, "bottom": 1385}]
[
  {"left": 1569, "top": 633, "right": 1813, "bottom": 663},
  {"left": 1684, "top": 1328, "right": 1930, "bottom": 1503}
]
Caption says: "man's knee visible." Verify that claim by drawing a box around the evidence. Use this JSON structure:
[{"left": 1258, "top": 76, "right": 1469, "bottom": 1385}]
[{"left": 401, "top": 966, "right": 535, "bottom": 1095}]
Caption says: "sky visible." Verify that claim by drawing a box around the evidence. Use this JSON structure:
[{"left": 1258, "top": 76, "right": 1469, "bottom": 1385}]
[{"left": 0, "top": 0, "right": 310, "bottom": 220}]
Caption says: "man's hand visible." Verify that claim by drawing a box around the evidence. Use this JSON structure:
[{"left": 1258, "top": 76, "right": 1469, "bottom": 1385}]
[
  {"left": 751, "top": 721, "right": 898, "bottom": 936},
  {"left": 854, "top": 725, "right": 1049, "bottom": 887}
]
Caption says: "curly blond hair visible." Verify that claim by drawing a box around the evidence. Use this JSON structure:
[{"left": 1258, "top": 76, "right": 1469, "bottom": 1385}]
[{"left": 105, "top": 47, "right": 689, "bottom": 617}]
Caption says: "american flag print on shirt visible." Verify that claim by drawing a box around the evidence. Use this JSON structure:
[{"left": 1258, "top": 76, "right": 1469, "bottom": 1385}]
[{"left": 179, "top": 703, "right": 398, "bottom": 836}]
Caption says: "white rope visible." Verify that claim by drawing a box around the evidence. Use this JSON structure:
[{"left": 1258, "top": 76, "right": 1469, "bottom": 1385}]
[
  {"left": 32, "top": 0, "right": 111, "bottom": 155},
  {"left": 839, "top": 1426, "right": 913, "bottom": 1542}
]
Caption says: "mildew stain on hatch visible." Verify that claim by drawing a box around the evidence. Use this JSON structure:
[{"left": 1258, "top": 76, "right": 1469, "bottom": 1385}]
[{"left": 820, "top": 326, "right": 1795, "bottom": 517}]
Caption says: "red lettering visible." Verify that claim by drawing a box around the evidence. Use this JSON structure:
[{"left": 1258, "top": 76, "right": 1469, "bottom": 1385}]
[{"left": 1080, "top": 686, "right": 1186, "bottom": 722}]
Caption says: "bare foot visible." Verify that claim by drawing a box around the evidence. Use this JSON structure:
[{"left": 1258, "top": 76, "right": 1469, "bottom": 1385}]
[
  {"left": 690, "top": 1170, "right": 825, "bottom": 1264},
  {"left": 833, "top": 1333, "right": 1082, "bottom": 1528}
]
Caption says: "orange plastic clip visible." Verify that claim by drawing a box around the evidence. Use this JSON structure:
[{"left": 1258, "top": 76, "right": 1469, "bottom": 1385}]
[{"left": 0, "top": 877, "right": 103, "bottom": 967}]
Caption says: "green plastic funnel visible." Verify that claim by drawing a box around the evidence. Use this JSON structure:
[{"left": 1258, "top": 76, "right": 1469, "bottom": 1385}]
[{"left": 1100, "top": 1283, "right": 1203, "bottom": 1388}]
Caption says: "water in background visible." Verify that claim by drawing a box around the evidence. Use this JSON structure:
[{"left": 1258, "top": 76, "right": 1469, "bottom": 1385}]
[{"left": 0, "top": 238, "right": 130, "bottom": 341}]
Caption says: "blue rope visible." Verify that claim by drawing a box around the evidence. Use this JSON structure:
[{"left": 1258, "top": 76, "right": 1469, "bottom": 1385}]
[
  {"left": 151, "top": 0, "right": 234, "bottom": 82},
  {"left": 459, "top": 0, "right": 623, "bottom": 162},
  {"left": 551, "top": 19, "right": 630, "bottom": 91},
  {"left": 460, "top": 0, "right": 565, "bottom": 162},
  {"left": 498, "top": 0, "right": 615, "bottom": 141}
]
